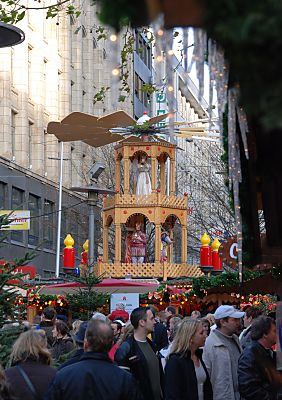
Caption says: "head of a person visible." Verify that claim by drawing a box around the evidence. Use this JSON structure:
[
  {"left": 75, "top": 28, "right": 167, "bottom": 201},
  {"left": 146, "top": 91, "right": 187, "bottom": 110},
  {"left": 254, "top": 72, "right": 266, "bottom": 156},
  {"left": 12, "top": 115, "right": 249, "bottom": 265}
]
[
  {"left": 84, "top": 319, "right": 113, "bottom": 353},
  {"left": 214, "top": 305, "right": 244, "bottom": 336},
  {"left": 111, "top": 320, "right": 124, "bottom": 339},
  {"left": 251, "top": 315, "right": 276, "bottom": 348},
  {"left": 135, "top": 222, "right": 142, "bottom": 231},
  {"left": 168, "top": 316, "right": 182, "bottom": 342},
  {"left": 72, "top": 319, "right": 83, "bottom": 335},
  {"left": 158, "top": 310, "right": 167, "bottom": 323},
  {"left": 130, "top": 307, "right": 156, "bottom": 334},
  {"left": 205, "top": 313, "right": 215, "bottom": 326},
  {"left": 201, "top": 318, "right": 211, "bottom": 337},
  {"left": 165, "top": 306, "right": 176, "bottom": 317},
  {"left": 42, "top": 307, "right": 56, "bottom": 322},
  {"left": 10, "top": 329, "right": 51, "bottom": 366},
  {"left": 243, "top": 306, "right": 262, "bottom": 328},
  {"left": 118, "top": 323, "right": 134, "bottom": 344},
  {"left": 191, "top": 310, "right": 201, "bottom": 320},
  {"left": 116, "top": 303, "right": 125, "bottom": 311},
  {"left": 52, "top": 320, "right": 69, "bottom": 339},
  {"left": 74, "top": 321, "right": 88, "bottom": 348},
  {"left": 170, "top": 318, "right": 206, "bottom": 356},
  {"left": 92, "top": 312, "right": 107, "bottom": 322}
]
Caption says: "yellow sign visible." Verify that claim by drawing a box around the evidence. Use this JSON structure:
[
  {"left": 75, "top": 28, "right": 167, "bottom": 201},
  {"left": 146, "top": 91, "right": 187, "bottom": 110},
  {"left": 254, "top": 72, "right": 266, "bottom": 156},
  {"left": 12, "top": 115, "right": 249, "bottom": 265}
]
[{"left": 0, "top": 210, "right": 30, "bottom": 230}]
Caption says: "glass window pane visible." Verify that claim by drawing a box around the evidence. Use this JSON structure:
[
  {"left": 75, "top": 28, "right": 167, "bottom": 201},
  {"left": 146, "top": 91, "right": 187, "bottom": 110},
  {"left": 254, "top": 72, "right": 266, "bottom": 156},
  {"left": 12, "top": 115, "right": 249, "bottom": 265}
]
[
  {"left": 43, "top": 200, "right": 54, "bottom": 249},
  {"left": 11, "top": 187, "right": 24, "bottom": 242},
  {"left": 28, "top": 194, "right": 40, "bottom": 246}
]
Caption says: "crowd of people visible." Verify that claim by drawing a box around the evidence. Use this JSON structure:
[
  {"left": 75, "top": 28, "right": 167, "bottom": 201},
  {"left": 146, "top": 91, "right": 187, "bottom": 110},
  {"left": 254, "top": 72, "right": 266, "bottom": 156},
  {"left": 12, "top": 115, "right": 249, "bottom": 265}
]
[{"left": 0, "top": 302, "right": 281, "bottom": 400}]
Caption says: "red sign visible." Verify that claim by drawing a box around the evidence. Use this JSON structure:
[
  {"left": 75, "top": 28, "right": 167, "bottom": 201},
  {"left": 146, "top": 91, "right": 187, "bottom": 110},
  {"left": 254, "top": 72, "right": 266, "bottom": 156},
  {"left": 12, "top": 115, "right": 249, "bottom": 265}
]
[{"left": 0, "top": 262, "right": 37, "bottom": 284}]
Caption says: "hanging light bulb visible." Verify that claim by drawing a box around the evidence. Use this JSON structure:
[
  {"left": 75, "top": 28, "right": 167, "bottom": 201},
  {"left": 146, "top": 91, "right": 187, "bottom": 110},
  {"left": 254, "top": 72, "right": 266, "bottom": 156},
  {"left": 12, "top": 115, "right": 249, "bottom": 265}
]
[
  {"left": 110, "top": 34, "right": 117, "bottom": 42},
  {"left": 112, "top": 68, "right": 119, "bottom": 76}
]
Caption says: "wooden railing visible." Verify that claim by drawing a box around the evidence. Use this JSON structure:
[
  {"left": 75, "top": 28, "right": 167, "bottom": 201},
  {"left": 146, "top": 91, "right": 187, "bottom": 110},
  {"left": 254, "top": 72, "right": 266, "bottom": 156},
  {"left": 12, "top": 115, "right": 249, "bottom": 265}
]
[
  {"left": 97, "top": 261, "right": 203, "bottom": 280},
  {"left": 103, "top": 193, "right": 187, "bottom": 210}
]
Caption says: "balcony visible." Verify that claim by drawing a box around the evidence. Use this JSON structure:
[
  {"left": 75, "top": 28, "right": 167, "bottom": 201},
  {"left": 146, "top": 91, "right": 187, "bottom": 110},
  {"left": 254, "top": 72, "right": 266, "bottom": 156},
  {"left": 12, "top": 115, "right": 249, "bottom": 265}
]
[
  {"left": 103, "top": 193, "right": 187, "bottom": 210},
  {"left": 97, "top": 261, "right": 203, "bottom": 280}
]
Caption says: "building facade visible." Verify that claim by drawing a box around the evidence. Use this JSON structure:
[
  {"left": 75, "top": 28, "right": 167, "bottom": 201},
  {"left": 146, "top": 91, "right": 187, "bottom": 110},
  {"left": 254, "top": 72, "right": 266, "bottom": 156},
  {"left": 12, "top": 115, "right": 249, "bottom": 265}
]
[
  {"left": 0, "top": 4, "right": 134, "bottom": 275},
  {"left": 153, "top": 52, "right": 233, "bottom": 264}
]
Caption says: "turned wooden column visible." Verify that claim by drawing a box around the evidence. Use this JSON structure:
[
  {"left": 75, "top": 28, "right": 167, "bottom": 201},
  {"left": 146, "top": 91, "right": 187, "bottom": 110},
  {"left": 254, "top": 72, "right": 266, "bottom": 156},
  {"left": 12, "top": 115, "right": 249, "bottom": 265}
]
[
  {"left": 160, "top": 159, "right": 166, "bottom": 195},
  {"left": 169, "top": 158, "right": 175, "bottom": 195},
  {"left": 115, "top": 158, "right": 121, "bottom": 191},
  {"left": 115, "top": 223, "right": 121, "bottom": 263},
  {"left": 103, "top": 225, "right": 109, "bottom": 263},
  {"left": 151, "top": 157, "right": 157, "bottom": 192},
  {"left": 155, "top": 224, "right": 161, "bottom": 263},
  {"left": 181, "top": 226, "right": 187, "bottom": 264},
  {"left": 124, "top": 157, "right": 130, "bottom": 195}
]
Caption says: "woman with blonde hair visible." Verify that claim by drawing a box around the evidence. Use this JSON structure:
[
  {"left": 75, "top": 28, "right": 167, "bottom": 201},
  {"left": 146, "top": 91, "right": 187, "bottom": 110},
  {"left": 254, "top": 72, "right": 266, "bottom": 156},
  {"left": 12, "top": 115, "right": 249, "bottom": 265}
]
[
  {"left": 165, "top": 318, "right": 212, "bottom": 400},
  {"left": 5, "top": 329, "right": 56, "bottom": 400}
]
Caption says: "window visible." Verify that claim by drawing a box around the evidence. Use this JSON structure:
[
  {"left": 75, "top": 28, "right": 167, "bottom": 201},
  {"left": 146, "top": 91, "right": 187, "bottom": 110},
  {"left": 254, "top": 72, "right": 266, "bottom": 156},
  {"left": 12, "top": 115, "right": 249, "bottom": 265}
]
[
  {"left": 28, "top": 46, "right": 32, "bottom": 95},
  {"left": 28, "top": 194, "right": 40, "bottom": 246},
  {"left": 43, "top": 200, "right": 54, "bottom": 249},
  {"left": 28, "top": 121, "right": 34, "bottom": 168},
  {"left": 135, "top": 31, "right": 152, "bottom": 69},
  {"left": 43, "top": 59, "right": 48, "bottom": 108},
  {"left": 11, "top": 187, "right": 24, "bottom": 242},
  {"left": 11, "top": 110, "right": 17, "bottom": 160},
  {"left": 43, "top": 129, "right": 47, "bottom": 175},
  {"left": 0, "top": 182, "right": 7, "bottom": 210}
]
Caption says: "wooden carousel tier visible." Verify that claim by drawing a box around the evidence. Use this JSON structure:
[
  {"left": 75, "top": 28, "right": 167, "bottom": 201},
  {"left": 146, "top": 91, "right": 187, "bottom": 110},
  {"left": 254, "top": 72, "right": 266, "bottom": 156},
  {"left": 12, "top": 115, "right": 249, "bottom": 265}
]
[
  {"left": 97, "top": 261, "right": 203, "bottom": 280},
  {"left": 103, "top": 193, "right": 188, "bottom": 210}
]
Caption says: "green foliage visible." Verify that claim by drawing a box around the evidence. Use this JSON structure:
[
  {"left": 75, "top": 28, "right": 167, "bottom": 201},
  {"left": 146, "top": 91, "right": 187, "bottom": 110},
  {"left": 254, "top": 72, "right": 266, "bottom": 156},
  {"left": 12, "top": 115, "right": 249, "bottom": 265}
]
[
  {"left": 0, "top": 325, "right": 23, "bottom": 367},
  {"left": 66, "top": 268, "right": 109, "bottom": 320},
  {"left": 95, "top": 0, "right": 147, "bottom": 32},
  {"left": 204, "top": 0, "right": 282, "bottom": 129},
  {"left": 0, "top": 0, "right": 81, "bottom": 24},
  {"left": 159, "top": 271, "right": 263, "bottom": 299},
  {"left": 0, "top": 214, "right": 37, "bottom": 366},
  {"left": 95, "top": 25, "right": 107, "bottom": 41},
  {"left": 141, "top": 83, "right": 157, "bottom": 95},
  {"left": 93, "top": 86, "right": 110, "bottom": 104}
]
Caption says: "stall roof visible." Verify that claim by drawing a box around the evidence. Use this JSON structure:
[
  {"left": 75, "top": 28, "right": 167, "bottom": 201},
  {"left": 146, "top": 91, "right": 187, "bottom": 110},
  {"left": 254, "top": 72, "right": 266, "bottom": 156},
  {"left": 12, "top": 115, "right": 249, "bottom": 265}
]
[{"left": 39, "top": 278, "right": 160, "bottom": 295}]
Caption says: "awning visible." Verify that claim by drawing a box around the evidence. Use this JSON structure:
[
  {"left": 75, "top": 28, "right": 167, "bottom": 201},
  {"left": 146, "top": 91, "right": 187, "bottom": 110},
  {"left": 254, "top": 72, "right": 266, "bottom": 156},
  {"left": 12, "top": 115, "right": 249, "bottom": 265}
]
[{"left": 39, "top": 278, "right": 160, "bottom": 295}]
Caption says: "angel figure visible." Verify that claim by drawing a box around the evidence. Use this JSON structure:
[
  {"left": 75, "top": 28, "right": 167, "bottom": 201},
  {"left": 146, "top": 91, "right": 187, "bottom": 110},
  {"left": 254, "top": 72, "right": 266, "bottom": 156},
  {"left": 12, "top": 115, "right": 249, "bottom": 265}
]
[{"left": 136, "top": 156, "right": 152, "bottom": 195}]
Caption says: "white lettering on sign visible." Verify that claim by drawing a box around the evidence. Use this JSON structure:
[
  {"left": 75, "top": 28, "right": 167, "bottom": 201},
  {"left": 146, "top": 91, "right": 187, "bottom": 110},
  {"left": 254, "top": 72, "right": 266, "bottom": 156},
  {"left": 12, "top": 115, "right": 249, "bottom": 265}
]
[{"left": 230, "top": 243, "right": 238, "bottom": 259}]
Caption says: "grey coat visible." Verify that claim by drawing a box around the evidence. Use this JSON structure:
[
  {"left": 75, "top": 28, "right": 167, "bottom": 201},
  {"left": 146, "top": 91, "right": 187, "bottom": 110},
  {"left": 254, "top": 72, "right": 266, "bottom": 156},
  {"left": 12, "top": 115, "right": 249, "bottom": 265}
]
[{"left": 203, "top": 329, "right": 242, "bottom": 400}]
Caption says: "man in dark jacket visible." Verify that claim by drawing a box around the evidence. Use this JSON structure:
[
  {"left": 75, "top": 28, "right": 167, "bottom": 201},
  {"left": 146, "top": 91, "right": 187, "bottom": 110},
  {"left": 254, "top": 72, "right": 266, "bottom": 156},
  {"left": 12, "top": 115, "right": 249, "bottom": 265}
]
[
  {"left": 45, "top": 319, "right": 140, "bottom": 400},
  {"left": 238, "top": 315, "right": 282, "bottom": 400},
  {"left": 114, "top": 306, "right": 163, "bottom": 400},
  {"left": 39, "top": 307, "right": 56, "bottom": 348}
]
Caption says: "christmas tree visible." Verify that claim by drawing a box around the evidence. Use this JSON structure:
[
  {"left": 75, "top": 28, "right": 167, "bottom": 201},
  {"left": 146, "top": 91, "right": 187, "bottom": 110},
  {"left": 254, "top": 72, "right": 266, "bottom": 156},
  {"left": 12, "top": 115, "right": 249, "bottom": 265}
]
[{"left": 0, "top": 213, "right": 37, "bottom": 366}]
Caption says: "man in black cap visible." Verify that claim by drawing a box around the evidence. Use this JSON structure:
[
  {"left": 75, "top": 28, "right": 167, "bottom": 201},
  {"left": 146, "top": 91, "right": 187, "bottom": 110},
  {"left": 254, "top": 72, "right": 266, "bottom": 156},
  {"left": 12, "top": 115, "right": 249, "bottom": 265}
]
[{"left": 58, "top": 321, "right": 87, "bottom": 370}]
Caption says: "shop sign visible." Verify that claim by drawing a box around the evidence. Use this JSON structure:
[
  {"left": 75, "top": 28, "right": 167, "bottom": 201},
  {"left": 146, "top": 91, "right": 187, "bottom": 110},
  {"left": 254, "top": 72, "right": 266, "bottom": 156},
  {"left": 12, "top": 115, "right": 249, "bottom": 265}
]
[
  {"left": 110, "top": 293, "right": 139, "bottom": 315},
  {"left": 0, "top": 210, "right": 30, "bottom": 230}
]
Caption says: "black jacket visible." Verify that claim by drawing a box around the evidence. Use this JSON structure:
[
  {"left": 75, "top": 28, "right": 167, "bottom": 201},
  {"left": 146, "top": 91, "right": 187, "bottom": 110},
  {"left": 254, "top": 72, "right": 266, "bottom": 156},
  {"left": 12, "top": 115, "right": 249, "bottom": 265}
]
[
  {"left": 5, "top": 360, "right": 56, "bottom": 400},
  {"left": 238, "top": 340, "right": 282, "bottom": 400},
  {"left": 45, "top": 352, "right": 141, "bottom": 400},
  {"left": 114, "top": 335, "right": 164, "bottom": 400},
  {"left": 153, "top": 322, "right": 169, "bottom": 351},
  {"left": 57, "top": 348, "right": 84, "bottom": 370},
  {"left": 164, "top": 349, "right": 213, "bottom": 400}
]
